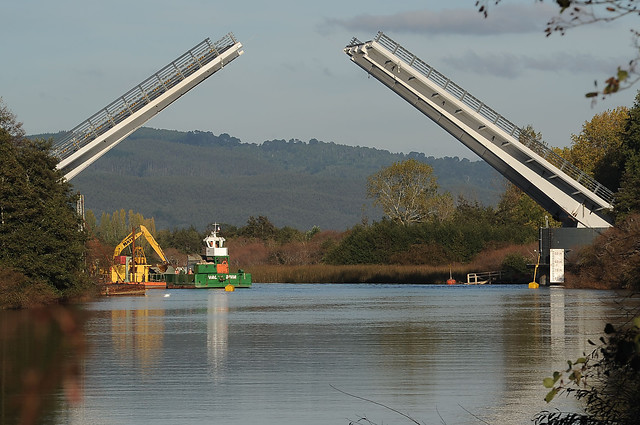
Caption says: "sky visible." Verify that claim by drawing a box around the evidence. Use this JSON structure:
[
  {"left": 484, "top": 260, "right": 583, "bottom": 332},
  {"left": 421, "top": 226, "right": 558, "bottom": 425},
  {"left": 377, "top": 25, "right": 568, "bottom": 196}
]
[{"left": 2, "top": 0, "right": 638, "bottom": 160}]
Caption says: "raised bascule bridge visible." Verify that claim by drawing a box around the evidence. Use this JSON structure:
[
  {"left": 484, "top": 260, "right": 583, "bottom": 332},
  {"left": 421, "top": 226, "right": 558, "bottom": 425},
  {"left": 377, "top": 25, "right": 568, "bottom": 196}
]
[
  {"left": 52, "top": 33, "right": 243, "bottom": 181},
  {"left": 344, "top": 32, "right": 614, "bottom": 283}
]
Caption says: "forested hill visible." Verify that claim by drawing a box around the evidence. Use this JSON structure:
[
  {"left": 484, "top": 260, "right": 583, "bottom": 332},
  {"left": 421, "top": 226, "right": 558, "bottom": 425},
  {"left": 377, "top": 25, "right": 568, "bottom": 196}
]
[{"left": 38, "top": 127, "right": 505, "bottom": 231}]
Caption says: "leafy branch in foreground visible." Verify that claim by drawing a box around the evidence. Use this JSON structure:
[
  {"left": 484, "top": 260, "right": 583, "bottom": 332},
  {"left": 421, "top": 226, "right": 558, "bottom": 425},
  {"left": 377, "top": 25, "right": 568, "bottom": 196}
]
[
  {"left": 536, "top": 315, "right": 640, "bottom": 425},
  {"left": 475, "top": 0, "right": 640, "bottom": 99}
]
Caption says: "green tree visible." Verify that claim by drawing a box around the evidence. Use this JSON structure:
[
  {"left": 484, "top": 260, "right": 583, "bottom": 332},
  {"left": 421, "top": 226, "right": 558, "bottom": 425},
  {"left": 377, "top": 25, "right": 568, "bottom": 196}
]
[
  {"left": 112, "top": 209, "right": 127, "bottom": 243},
  {"left": 452, "top": 196, "right": 496, "bottom": 226},
  {"left": 240, "top": 216, "right": 278, "bottom": 240},
  {"left": 615, "top": 155, "right": 640, "bottom": 218},
  {"left": 367, "top": 159, "right": 450, "bottom": 225},
  {"left": 496, "top": 183, "right": 558, "bottom": 232},
  {"left": 97, "top": 211, "right": 113, "bottom": 245},
  {"left": 0, "top": 100, "right": 87, "bottom": 302},
  {"left": 275, "top": 226, "right": 304, "bottom": 244},
  {"left": 324, "top": 221, "right": 410, "bottom": 265},
  {"left": 170, "top": 226, "right": 202, "bottom": 253},
  {"left": 0, "top": 97, "right": 25, "bottom": 139},
  {"left": 85, "top": 209, "right": 97, "bottom": 235},
  {"left": 614, "top": 92, "right": 640, "bottom": 218},
  {"left": 477, "top": 1, "right": 640, "bottom": 98}
]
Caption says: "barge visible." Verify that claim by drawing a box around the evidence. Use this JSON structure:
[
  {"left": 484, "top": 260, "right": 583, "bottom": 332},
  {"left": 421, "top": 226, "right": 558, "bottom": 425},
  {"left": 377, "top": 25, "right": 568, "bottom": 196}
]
[{"left": 165, "top": 224, "right": 251, "bottom": 289}]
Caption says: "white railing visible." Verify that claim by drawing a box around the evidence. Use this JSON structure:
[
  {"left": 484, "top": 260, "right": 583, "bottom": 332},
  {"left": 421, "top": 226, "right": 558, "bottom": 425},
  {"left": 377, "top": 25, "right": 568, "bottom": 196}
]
[
  {"left": 466, "top": 271, "right": 503, "bottom": 285},
  {"left": 369, "top": 32, "right": 614, "bottom": 205},
  {"left": 51, "top": 33, "right": 238, "bottom": 162}
]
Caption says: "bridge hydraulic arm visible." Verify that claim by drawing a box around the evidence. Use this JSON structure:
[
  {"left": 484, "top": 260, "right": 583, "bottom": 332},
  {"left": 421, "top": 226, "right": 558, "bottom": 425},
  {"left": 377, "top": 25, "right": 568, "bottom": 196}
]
[
  {"left": 344, "top": 32, "right": 614, "bottom": 229},
  {"left": 53, "top": 33, "right": 243, "bottom": 180}
]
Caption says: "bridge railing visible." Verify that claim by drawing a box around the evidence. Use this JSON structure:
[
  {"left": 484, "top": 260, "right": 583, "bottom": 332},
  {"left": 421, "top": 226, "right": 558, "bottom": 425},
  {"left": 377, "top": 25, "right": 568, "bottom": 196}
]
[
  {"left": 370, "top": 32, "right": 614, "bottom": 205},
  {"left": 52, "top": 33, "right": 238, "bottom": 162}
]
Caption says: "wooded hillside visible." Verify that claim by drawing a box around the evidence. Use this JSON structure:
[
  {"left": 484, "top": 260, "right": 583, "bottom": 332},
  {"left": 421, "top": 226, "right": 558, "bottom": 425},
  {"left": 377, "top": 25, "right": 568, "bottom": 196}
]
[{"left": 40, "top": 127, "right": 504, "bottom": 230}]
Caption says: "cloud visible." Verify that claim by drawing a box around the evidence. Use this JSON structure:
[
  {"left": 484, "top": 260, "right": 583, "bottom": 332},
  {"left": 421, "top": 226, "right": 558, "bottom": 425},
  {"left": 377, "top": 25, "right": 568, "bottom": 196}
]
[
  {"left": 441, "top": 51, "right": 622, "bottom": 79},
  {"left": 324, "top": 4, "right": 555, "bottom": 36}
]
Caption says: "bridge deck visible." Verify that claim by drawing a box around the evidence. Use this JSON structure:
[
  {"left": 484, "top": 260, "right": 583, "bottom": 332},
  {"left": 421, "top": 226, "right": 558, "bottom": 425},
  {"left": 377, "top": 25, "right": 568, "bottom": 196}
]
[
  {"left": 53, "top": 33, "right": 243, "bottom": 180},
  {"left": 344, "top": 32, "right": 613, "bottom": 228}
]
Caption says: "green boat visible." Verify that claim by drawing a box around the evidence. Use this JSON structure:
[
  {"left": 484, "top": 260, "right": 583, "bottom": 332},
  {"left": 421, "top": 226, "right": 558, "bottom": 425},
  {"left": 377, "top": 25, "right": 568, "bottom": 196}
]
[{"left": 165, "top": 224, "right": 251, "bottom": 289}]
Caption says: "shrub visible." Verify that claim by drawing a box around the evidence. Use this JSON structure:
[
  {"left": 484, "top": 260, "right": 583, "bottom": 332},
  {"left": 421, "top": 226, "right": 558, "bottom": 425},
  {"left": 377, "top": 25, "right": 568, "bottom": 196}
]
[
  {"left": 501, "top": 253, "right": 530, "bottom": 283},
  {"left": 390, "top": 243, "right": 449, "bottom": 266},
  {"left": 0, "top": 268, "right": 59, "bottom": 309},
  {"left": 572, "top": 214, "right": 640, "bottom": 290},
  {"left": 538, "top": 317, "right": 640, "bottom": 425}
]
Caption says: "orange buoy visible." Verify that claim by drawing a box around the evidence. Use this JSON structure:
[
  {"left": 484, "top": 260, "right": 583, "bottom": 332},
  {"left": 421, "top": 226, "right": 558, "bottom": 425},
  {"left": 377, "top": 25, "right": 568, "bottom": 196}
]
[{"left": 447, "top": 266, "right": 456, "bottom": 285}]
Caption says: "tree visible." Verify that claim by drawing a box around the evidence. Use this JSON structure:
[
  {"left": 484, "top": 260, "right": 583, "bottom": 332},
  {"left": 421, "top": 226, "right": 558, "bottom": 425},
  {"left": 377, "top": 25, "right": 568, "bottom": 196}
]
[
  {"left": 0, "top": 100, "right": 87, "bottom": 302},
  {"left": 496, "top": 182, "right": 558, "bottom": 232},
  {"left": 240, "top": 216, "right": 278, "bottom": 240},
  {"left": 111, "top": 209, "right": 127, "bottom": 244},
  {"left": 366, "top": 159, "right": 450, "bottom": 225},
  {"left": 572, "top": 213, "right": 640, "bottom": 289},
  {"left": 615, "top": 154, "right": 640, "bottom": 218},
  {"left": 614, "top": 92, "right": 640, "bottom": 218},
  {"left": 476, "top": 1, "right": 640, "bottom": 98},
  {"left": 0, "top": 97, "right": 25, "bottom": 139},
  {"left": 85, "top": 209, "right": 97, "bottom": 235},
  {"left": 169, "top": 226, "right": 203, "bottom": 253},
  {"left": 563, "top": 107, "right": 629, "bottom": 190}
]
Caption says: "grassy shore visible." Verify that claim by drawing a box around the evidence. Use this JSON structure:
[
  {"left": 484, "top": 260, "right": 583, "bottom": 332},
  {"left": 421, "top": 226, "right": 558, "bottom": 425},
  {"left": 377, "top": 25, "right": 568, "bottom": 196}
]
[
  {"left": 248, "top": 242, "right": 538, "bottom": 284},
  {"left": 250, "top": 263, "right": 491, "bottom": 284}
]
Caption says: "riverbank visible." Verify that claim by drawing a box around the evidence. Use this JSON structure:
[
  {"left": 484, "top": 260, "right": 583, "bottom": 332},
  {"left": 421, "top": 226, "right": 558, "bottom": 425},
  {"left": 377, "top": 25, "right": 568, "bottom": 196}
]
[
  {"left": 250, "top": 263, "right": 507, "bottom": 284},
  {"left": 248, "top": 243, "right": 536, "bottom": 284}
]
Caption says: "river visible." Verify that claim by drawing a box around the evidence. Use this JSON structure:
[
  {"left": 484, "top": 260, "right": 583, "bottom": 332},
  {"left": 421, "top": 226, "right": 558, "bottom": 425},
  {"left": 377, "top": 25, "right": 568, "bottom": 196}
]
[{"left": 4, "top": 284, "right": 638, "bottom": 425}]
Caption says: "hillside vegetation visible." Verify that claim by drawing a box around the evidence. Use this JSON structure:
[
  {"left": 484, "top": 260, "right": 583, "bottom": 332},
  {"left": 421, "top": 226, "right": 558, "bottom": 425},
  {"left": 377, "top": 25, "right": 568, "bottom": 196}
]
[{"left": 40, "top": 127, "right": 504, "bottom": 230}]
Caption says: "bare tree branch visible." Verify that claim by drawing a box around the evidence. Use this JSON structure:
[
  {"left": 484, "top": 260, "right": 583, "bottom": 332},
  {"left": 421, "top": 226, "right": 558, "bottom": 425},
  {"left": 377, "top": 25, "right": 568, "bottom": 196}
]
[{"left": 330, "top": 385, "right": 423, "bottom": 425}]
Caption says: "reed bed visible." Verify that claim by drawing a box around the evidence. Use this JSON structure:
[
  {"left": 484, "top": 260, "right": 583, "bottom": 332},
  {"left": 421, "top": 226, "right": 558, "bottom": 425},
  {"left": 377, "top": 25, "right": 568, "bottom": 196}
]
[
  {"left": 251, "top": 263, "right": 478, "bottom": 284},
  {"left": 249, "top": 242, "right": 538, "bottom": 284}
]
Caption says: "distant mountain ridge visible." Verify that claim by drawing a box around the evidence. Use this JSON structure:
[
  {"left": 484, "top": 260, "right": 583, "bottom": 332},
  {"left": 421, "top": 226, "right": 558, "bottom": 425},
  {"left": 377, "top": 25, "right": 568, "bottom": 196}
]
[{"left": 35, "top": 127, "right": 505, "bottom": 230}]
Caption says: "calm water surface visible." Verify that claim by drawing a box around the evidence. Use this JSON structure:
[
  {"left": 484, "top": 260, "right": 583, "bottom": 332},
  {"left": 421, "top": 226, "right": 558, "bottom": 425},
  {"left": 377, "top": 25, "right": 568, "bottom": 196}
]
[{"left": 53, "top": 284, "right": 637, "bottom": 424}]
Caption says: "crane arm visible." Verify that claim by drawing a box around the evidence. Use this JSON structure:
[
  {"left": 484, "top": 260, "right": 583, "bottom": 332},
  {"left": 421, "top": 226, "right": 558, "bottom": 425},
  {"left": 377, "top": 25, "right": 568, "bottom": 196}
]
[
  {"left": 113, "top": 229, "right": 139, "bottom": 258},
  {"left": 112, "top": 225, "right": 167, "bottom": 263},
  {"left": 139, "top": 225, "right": 168, "bottom": 263}
]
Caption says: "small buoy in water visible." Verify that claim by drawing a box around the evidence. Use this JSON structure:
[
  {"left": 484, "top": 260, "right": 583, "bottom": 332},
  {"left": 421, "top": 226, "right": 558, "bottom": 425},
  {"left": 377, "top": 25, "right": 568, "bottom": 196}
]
[
  {"left": 225, "top": 284, "right": 235, "bottom": 292},
  {"left": 528, "top": 282, "right": 539, "bottom": 289},
  {"left": 447, "top": 266, "right": 456, "bottom": 285}
]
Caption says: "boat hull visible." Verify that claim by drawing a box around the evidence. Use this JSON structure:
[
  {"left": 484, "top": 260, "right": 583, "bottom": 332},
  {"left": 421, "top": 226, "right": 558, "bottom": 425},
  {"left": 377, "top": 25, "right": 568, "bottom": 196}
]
[{"left": 165, "top": 270, "right": 251, "bottom": 288}]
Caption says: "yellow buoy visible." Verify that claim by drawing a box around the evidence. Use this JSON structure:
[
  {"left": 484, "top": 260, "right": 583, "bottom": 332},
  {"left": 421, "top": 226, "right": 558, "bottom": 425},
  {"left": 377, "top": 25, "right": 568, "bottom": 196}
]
[
  {"left": 529, "top": 251, "right": 540, "bottom": 289},
  {"left": 225, "top": 284, "right": 235, "bottom": 292}
]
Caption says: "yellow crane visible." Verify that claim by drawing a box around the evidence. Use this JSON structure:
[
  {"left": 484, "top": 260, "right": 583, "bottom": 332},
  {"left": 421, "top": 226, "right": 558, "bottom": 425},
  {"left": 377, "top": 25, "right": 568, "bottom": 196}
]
[{"left": 111, "top": 225, "right": 168, "bottom": 283}]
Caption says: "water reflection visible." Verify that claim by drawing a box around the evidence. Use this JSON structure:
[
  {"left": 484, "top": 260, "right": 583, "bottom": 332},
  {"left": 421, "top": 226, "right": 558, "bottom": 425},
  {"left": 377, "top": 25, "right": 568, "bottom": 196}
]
[
  {"left": 0, "top": 306, "right": 86, "bottom": 425},
  {"left": 111, "top": 305, "right": 165, "bottom": 375},
  {"left": 40, "top": 285, "right": 640, "bottom": 425},
  {"left": 550, "top": 287, "right": 566, "bottom": 358},
  {"left": 207, "top": 291, "right": 228, "bottom": 380}
]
